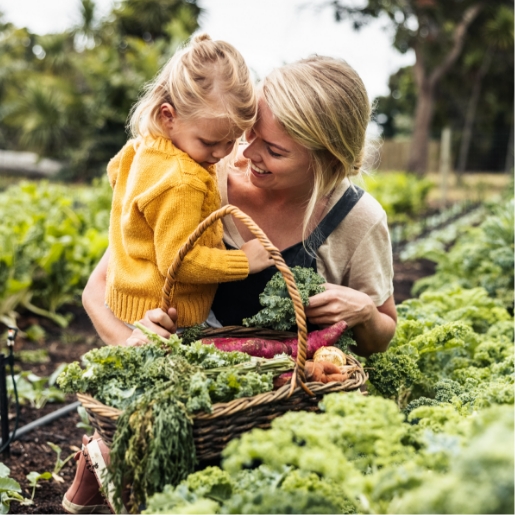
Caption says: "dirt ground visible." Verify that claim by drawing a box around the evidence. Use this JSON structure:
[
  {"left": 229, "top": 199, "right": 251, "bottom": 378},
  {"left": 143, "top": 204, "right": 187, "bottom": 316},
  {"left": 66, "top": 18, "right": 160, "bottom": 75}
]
[{"left": 0, "top": 257, "right": 432, "bottom": 514}]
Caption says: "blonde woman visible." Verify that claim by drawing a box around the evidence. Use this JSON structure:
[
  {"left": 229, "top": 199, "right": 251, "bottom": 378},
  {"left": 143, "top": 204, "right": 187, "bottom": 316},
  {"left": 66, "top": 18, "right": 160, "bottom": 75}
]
[
  {"left": 88, "top": 55, "right": 397, "bottom": 354},
  {"left": 67, "top": 55, "right": 397, "bottom": 514}
]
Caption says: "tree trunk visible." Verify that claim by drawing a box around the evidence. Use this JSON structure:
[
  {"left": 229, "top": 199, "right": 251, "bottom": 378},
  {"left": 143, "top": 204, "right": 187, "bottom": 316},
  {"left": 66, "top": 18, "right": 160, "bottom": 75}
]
[
  {"left": 407, "top": 81, "right": 435, "bottom": 175},
  {"left": 456, "top": 49, "right": 493, "bottom": 177},
  {"left": 407, "top": 3, "right": 483, "bottom": 175}
]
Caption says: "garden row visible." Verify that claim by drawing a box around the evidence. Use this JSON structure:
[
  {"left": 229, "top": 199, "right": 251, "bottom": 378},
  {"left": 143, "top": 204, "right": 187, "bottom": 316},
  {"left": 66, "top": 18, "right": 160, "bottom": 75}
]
[
  {"left": 0, "top": 172, "right": 434, "bottom": 330},
  {"left": 134, "top": 196, "right": 514, "bottom": 514},
  {"left": 0, "top": 175, "right": 512, "bottom": 514}
]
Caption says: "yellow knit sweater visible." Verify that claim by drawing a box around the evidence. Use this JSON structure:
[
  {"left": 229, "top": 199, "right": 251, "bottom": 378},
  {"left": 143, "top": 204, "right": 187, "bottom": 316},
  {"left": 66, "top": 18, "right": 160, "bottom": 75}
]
[{"left": 106, "top": 136, "right": 249, "bottom": 326}]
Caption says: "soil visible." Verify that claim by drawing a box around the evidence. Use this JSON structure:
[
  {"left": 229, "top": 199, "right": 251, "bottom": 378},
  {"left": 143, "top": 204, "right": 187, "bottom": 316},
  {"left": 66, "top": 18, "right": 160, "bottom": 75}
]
[{"left": 0, "top": 257, "right": 434, "bottom": 514}]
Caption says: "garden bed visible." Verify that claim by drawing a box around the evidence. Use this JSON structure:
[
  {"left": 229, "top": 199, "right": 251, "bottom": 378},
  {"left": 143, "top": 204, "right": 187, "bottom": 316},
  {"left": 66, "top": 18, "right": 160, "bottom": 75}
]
[{"left": 1, "top": 257, "right": 434, "bottom": 514}]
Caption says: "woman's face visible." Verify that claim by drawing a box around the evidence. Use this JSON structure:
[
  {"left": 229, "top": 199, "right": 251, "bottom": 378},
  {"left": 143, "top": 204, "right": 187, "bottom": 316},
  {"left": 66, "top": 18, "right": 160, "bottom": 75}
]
[{"left": 242, "top": 98, "right": 313, "bottom": 193}]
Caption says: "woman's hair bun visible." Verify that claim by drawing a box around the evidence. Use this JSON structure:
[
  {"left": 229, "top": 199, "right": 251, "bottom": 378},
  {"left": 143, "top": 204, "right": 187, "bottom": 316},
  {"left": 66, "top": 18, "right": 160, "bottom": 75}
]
[{"left": 192, "top": 33, "right": 212, "bottom": 44}]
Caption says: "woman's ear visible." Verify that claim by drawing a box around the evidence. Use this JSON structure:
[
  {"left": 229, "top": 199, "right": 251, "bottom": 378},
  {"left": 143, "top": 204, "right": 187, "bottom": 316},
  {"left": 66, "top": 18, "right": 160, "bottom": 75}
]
[{"left": 160, "top": 103, "right": 176, "bottom": 129}]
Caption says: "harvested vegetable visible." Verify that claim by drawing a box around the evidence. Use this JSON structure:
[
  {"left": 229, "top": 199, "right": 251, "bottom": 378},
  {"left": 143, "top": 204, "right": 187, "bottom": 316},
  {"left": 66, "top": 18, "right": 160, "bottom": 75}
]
[
  {"left": 283, "top": 321, "right": 348, "bottom": 358},
  {"left": 242, "top": 267, "right": 326, "bottom": 330},
  {"left": 200, "top": 337, "right": 293, "bottom": 358},
  {"left": 200, "top": 321, "right": 348, "bottom": 360},
  {"left": 313, "top": 346, "right": 347, "bottom": 367},
  {"left": 58, "top": 325, "right": 295, "bottom": 512}
]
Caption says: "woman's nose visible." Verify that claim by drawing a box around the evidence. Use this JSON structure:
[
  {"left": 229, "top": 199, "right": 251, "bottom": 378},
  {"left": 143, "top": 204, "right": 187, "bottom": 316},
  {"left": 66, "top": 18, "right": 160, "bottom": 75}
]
[{"left": 242, "top": 139, "right": 258, "bottom": 160}]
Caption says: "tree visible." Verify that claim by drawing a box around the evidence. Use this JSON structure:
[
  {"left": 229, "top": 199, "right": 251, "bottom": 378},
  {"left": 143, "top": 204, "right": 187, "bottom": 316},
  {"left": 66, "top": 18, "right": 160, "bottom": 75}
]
[
  {"left": 372, "top": 3, "right": 514, "bottom": 173},
  {"left": 323, "top": 0, "right": 512, "bottom": 174},
  {"left": 456, "top": 5, "right": 513, "bottom": 175},
  {"left": 0, "top": 0, "right": 202, "bottom": 181}
]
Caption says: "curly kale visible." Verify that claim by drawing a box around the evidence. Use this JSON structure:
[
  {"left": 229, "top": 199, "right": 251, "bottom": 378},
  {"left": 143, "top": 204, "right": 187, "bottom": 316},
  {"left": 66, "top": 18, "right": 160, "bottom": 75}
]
[
  {"left": 220, "top": 487, "right": 339, "bottom": 514},
  {"left": 143, "top": 467, "right": 233, "bottom": 514},
  {"left": 366, "top": 345, "right": 423, "bottom": 402},
  {"left": 242, "top": 267, "right": 325, "bottom": 330},
  {"left": 57, "top": 343, "right": 178, "bottom": 409},
  {"left": 144, "top": 465, "right": 343, "bottom": 514},
  {"left": 394, "top": 405, "right": 514, "bottom": 514},
  {"left": 180, "top": 324, "right": 206, "bottom": 346}
]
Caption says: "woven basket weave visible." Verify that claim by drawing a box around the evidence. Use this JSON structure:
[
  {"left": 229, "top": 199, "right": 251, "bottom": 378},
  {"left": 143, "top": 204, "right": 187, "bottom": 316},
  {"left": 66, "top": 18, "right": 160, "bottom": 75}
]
[{"left": 78, "top": 205, "right": 367, "bottom": 462}]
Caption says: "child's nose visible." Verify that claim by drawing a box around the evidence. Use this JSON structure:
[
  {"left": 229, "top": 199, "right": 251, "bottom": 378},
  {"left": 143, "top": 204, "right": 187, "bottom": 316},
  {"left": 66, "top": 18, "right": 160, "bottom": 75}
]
[{"left": 213, "top": 146, "right": 228, "bottom": 159}]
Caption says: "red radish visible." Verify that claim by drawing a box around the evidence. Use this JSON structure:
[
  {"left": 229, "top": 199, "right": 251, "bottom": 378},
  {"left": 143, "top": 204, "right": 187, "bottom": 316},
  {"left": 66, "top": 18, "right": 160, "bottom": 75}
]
[
  {"left": 283, "top": 321, "right": 348, "bottom": 358},
  {"left": 273, "top": 371, "right": 293, "bottom": 389},
  {"left": 200, "top": 321, "right": 348, "bottom": 359},
  {"left": 201, "top": 337, "right": 292, "bottom": 359}
]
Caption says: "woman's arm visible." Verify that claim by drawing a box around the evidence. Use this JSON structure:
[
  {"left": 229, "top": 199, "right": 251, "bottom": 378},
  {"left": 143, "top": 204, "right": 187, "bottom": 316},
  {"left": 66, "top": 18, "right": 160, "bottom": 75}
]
[
  {"left": 305, "top": 285, "right": 397, "bottom": 357},
  {"left": 82, "top": 248, "right": 177, "bottom": 346}
]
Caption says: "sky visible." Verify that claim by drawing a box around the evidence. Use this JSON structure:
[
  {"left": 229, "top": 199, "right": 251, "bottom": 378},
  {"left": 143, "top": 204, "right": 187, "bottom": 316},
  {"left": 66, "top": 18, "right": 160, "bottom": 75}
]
[{"left": 0, "top": 0, "right": 415, "bottom": 101}]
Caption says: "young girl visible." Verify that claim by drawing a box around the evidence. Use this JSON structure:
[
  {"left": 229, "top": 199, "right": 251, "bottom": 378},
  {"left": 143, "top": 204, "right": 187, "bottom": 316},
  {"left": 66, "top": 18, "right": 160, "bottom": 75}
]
[
  {"left": 105, "top": 33, "right": 273, "bottom": 330},
  {"left": 62, "top": 35, "right": 273, "bottom": 515}
]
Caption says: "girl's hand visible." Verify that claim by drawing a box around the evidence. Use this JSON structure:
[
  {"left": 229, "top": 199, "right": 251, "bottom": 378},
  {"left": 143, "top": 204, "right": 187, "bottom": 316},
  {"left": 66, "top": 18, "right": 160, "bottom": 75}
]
[
  {"left": 305, "top": 283, "right": 374, "bottom": 328},
  {"left": 241, "top": 238, "right": 275, "bottom": 273},
  {"left": 125, "top": 307, "right": 178, "bottom": 346}
]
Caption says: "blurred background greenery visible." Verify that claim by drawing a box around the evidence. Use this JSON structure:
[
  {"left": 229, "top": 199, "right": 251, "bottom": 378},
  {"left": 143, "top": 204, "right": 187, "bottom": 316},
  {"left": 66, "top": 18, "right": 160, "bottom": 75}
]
[{"left": 0, "top": 0, "right": 512, "bottom": 183}]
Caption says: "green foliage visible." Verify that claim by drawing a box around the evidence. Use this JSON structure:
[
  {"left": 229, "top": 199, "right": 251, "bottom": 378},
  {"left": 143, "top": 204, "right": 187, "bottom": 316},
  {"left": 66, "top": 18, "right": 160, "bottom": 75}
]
[
  {"left": 393, "top": 407, "right": 514, "bottom": 514},
  {"left": 145, "top": 390, "right": 514, "bottom": 514},
  {"left": 220, "top": 487, "right": 339, "bottom": 514},
  {"left": 243, "top": 267, "right": 325, "bottom": 330},
  {"left": 7, "top": 371, "right": 65, "bottom": 409},
  {"left": 15, "top": 349, "right": 50, "bottom": 365},
  {"left": 0, "top": 0, "right": 201, "bottom": 180},
  {"left": 26, "top": 471, "right": 52, "bottom": 501},
  {"left": 366, "top": 284, "right": 513, "bottom": 407},
  {"left": 46, "top": 442, "right": 75, "bottom": 476},
  {"left": 0, "top": 179, "right": 110, "bottom": 327},
  {"left": 0, "top": 463, "right": 29, "bottom": 514},
  {"left": 362, "top": 172, "right": 433, "bottom": 224},
  {"left": 58, "top": 329, "right": 293, "bottom": 511},
  {"left": 413, "top": 199, "right": 514, "bottom": 307}
]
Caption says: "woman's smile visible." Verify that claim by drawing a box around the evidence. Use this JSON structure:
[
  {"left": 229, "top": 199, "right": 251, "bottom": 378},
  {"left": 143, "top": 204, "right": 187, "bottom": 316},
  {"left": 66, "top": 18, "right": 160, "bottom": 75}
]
[{"left": 249, "top": 162, "right": 272, "bottom": 175}]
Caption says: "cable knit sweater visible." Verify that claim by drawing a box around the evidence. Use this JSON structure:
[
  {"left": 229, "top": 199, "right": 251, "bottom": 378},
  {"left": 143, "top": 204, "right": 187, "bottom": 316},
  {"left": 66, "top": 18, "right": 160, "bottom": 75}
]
[{"left": 106, "top": 136, "right": 249, "bottom": 326}]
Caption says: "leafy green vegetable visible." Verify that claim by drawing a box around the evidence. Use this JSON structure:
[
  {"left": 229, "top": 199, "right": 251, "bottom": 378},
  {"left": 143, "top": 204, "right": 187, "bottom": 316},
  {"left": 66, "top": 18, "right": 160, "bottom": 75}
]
[
  {"left": 412, "top": 199, "right": 514, "bottom": 307},
  {"left": 0, "top": 179, "right": 110, "bottom": 326},
  {"left": 242, "top": 267, "right": 325, "bottom": 330},
  {"left": 58, "top": 328, "right": 293, "bottom": 512},
  {"left": 0, "top": 463, "right": 29, "bottom": 513}
]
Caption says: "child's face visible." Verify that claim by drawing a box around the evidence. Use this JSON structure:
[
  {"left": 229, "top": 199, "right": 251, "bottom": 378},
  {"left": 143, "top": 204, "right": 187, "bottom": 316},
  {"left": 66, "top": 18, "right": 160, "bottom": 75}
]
[{"left": 161, "top": 103, "right": 242, "bottom": 169}]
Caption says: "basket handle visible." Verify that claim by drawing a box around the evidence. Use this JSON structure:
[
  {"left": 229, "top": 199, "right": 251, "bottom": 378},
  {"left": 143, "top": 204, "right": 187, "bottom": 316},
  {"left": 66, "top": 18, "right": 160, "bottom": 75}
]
[{"left": 160, "top": 204, "right": 313, "bottom": 397}]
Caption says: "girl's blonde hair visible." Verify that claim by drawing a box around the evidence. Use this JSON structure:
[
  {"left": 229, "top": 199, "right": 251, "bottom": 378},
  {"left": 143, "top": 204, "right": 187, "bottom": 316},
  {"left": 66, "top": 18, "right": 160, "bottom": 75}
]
[
  {"left": 260, "top": 55, "right": 372, "bottom": 242},
  {"left": 129, "top": 33, "right": 256, "bottom": 138}
]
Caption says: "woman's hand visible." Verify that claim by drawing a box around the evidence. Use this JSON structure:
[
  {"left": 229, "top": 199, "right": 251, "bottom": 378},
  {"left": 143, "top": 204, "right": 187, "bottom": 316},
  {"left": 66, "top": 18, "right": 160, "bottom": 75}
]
[
  {"left": 125, "top": 307, "right": 178, "bottom": 347},
  {"left": 305, "top": 283, "right": 374, "bottom": 327},
  {"left": 306, "top": 284, "right": 397, "bottom": 357}
]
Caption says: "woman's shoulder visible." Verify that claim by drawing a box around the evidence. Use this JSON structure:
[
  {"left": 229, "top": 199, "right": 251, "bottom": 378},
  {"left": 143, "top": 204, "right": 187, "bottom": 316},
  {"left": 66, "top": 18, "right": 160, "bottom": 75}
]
[{"left": 329, "top": 178, "right": 387, "bottom": 229}]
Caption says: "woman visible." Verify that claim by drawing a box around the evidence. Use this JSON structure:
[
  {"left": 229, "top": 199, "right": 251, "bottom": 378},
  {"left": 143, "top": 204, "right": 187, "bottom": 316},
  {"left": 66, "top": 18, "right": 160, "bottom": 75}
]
[
  {"left": 83, "top": 55, "right": 396, "bottom": 356},
  {"left": 64, "top": 55, "right": 396, "bottom": 514}
]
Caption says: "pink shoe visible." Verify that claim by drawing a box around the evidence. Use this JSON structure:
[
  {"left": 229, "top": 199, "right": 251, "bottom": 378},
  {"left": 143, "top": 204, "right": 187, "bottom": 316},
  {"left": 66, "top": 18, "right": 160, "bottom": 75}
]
[{"left": 62, "top": 435, "right": 111, "bottom": 514}]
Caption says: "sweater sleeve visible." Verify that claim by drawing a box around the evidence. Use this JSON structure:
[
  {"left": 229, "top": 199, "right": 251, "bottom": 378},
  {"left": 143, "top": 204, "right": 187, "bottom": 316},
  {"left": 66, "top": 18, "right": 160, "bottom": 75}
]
[{"left": 143, "top": 183, "right": 249, "bottom": 283}]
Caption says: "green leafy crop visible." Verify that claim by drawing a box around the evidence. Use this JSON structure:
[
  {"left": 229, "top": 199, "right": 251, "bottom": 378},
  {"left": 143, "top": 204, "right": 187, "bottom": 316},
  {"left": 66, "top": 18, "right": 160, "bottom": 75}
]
[{"left": 242, "top": 266, "right": 325, "bottom": 330}]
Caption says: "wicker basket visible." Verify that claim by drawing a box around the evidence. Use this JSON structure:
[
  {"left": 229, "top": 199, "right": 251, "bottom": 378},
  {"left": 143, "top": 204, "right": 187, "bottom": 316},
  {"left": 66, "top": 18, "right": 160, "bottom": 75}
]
[{"left": 78, "top": 205, "right": 368, "bottom": 462}]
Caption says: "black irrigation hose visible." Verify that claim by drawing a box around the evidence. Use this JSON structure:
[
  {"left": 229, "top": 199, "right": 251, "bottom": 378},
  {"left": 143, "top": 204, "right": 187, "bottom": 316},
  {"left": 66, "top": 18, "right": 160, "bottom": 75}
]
[{"left": 0, "top": 400, "right": 81, "bottom": 447}]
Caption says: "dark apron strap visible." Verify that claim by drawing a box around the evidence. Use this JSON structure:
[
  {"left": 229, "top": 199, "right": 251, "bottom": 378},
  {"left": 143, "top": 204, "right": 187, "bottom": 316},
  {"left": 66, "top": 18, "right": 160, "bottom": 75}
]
[
  {"left": 289, "top": 185, "right": 365, "bottom": 268},
  {"left": 211, "top": 185, "right": 365, "bottom": 327}
]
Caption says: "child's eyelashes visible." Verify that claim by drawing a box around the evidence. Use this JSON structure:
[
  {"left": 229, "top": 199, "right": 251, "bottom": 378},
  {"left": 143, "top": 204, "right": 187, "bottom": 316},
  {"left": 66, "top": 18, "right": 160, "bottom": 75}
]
[
  {"left": 200, "top": 139, "right": 236, "bottom": 148},
  {"left": 200, "top": 140, "right": 217, "bottom": 147}
]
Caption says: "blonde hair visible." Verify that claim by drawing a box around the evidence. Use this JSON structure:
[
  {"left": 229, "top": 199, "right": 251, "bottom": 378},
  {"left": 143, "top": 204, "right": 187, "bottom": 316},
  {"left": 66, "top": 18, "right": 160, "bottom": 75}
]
[
  {"left": 129, "top": 33, "right": 256, "bottom": 138},
  {"left": 260, "top": 55, "right": 372, "bottom": 242}
]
